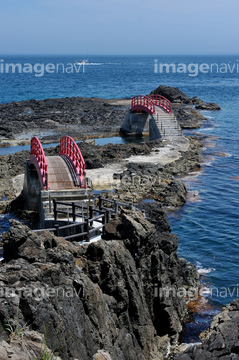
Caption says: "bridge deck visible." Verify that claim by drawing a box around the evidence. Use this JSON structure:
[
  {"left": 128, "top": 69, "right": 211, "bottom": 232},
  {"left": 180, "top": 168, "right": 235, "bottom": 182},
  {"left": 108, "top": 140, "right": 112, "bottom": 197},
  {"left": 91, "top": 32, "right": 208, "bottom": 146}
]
[{"left": 46, "top": 156, "right": 78, "bottom": 190}]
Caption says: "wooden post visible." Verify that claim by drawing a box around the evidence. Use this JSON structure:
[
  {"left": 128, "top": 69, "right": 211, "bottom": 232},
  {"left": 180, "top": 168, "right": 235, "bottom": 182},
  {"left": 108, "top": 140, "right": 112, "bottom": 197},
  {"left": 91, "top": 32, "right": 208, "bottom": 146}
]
[
  {"left": 102, "top": 211, "right": 106, "bottom": 226},
  {"left": 49, "top": 195, "right": 52, "bottom": 214},
  {"left": 88, "top": 194, "right": 91, "bottom": 216},
  {"left": 99, "top": 196, "right": 102, "bottom": 210},
  {"left": 106, "top": 210, "right": 110, "bottom": 223},
  {"left": 84, "top": 218, "right": 90, "bottom": 242},
  {"left": 114, "top": 199, "right": 118, "bottom": 213},
  {"left": 72, "top": 202, "right": 76, "bottom": 222},
  {"left": 53, "top": 199, "right": 57, "bottom": 220},
  {"left": 89, "top": 205, "right": 93, "bottom": 226},
  {"left": 54, "top": 224, "right": 60, "bottom": 237},
  {"left": 102, "top": 210, "right": 106, "bottom": 235}
]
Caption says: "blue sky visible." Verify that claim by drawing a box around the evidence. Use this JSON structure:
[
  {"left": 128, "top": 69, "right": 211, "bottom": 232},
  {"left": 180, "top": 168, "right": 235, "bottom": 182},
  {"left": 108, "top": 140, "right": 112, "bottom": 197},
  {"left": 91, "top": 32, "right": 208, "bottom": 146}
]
[{"left": 1, "top": 0, "right": 239, "bottom": 55}]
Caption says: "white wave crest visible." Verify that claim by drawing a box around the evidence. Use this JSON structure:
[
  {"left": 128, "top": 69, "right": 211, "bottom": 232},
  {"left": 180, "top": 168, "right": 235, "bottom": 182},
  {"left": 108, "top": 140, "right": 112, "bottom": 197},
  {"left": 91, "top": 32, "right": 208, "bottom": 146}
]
[{"left": 197, "top": 268, "right": 215, "bottom": 276}]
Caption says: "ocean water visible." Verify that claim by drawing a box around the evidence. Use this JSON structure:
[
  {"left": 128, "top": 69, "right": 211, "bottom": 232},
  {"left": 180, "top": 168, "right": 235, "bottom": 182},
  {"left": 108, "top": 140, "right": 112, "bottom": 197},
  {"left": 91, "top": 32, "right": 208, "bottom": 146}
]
[{"left": 0, "top": 55, "right": 239, "bottom": 310}]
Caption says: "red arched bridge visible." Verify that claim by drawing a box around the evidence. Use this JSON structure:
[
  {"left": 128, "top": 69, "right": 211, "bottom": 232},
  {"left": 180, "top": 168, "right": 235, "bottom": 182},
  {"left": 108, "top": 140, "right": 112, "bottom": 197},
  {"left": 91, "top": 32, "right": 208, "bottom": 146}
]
[
  {"left": 29, "top": 136, "right": 86, "bottom": 190},
  {"left": 131, "top": 94, "right": 171, "bottom": 115}
]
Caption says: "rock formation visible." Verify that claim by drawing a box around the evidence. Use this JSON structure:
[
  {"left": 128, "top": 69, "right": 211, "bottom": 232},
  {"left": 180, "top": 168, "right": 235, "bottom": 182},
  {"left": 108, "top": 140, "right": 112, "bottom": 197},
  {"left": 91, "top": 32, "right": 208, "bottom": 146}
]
[
  {"left": 0, "top": 207, "right": 199, "bottom": 360},
  {"left": 195, "top": 103, "right": 221, "bottom": 111},
  {"left": 149, "top": 86, "right": 203, "bottom": 105}
]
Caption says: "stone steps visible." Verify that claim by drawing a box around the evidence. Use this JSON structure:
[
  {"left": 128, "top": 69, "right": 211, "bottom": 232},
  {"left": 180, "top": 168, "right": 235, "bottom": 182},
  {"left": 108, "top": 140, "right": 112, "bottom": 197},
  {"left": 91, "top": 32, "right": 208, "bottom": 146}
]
[{"left": 154, "top": 107, "right": 182, "bottom": 137}]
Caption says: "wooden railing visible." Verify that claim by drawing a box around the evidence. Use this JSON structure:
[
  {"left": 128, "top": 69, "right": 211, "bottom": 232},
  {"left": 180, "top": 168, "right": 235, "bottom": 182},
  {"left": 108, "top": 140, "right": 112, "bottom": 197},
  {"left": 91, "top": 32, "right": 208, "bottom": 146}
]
[
  {"left": 34, "top": 200, "right": 110, "bottom": 242},
  {"left": 149, "top": 94, "right": 171, "bottom": 114},
  {"left": 48, "top": 197, "right": 144, "bottom": 241},
  {"left": 60, "top": 136, "right": 86, "bottom": 188},
  {"left": 0, "top": 198, "right": 145, "bottom": 246},
  {"left": 98, "top": 196, "right": 144, "bottom": 216},
  {"left": 131, "top": 95, "right": 155, "bottom": 115},
  {"left": 30, "top": 136, "right": 48, "bottom": 190}
]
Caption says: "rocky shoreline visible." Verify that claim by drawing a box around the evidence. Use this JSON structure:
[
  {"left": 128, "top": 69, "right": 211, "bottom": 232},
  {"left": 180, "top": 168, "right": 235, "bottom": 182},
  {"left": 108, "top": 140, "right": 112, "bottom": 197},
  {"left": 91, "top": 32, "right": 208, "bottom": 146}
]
[
  {"left": 0, "top": 86, "right": 208, "bottom": 146},
  {"left": 1, "top": 86, "right": 236, "bottom": 360}
]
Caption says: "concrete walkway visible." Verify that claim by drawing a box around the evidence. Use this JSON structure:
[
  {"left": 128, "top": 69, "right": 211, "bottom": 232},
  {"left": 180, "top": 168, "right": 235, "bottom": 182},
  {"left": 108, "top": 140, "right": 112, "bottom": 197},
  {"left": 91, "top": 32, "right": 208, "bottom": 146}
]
[{"left": 86, "top": 137, "right": 190, "bottom": 190}]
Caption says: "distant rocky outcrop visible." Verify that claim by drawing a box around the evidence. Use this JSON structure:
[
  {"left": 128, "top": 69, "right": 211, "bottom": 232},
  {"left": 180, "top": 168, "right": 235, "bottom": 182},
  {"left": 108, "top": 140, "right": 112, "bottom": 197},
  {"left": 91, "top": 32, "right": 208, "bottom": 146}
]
[
  {"left": 149, "top": 86, "right": 203, "bottom": 105},
  {"left": 0, "top": 208, "right": 199, "bottom": 360},
  {"left": 173, "top": 299, "right": 239, "bottom": 359},
  {"left": 149, "top": 86, "right": 220, "bottom": 128},
  {"left": 195, "top": 103, "right": 221, "bottom": 111}
]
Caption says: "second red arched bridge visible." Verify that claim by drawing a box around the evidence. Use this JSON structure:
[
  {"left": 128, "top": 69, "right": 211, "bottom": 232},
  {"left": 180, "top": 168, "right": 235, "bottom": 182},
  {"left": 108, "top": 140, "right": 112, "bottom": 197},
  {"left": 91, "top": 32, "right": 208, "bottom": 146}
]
[
  {"left": 120, "top": 94, "right": 182, "bottom": 139},
  {"left": 29, "top": 135, "right": 86, "bottom": 191},
  {"left": 131, "top": 94, "right": 171, "bottom": 115}
]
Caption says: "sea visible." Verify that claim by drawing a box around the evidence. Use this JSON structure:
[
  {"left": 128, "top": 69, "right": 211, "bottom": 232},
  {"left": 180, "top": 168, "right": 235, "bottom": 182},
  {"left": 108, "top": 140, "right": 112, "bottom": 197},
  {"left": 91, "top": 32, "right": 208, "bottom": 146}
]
[{"left": 0, "top": 55, "right": 239, "bottom": 338}]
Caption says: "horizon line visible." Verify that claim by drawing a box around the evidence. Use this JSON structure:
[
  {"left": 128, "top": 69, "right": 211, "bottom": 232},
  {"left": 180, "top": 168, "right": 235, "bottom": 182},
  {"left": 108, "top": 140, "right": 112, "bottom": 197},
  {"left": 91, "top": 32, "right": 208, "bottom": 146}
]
[{"left": 1, "top": 53, "right": 239, "bottom": 57}]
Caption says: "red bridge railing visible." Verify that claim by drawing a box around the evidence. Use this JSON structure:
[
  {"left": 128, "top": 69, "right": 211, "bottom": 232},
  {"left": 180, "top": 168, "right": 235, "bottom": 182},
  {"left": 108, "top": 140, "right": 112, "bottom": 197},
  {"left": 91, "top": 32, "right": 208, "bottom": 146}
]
[
  {"left": 149, "top": 94, "right": 171, "bottom": 114},
  {"left": 30, "top": 136, "right": 48, "bottom": 190},
  {"left": 60, "top": 136, "right": 86, "bottom": 188},
  {"left": 131, "top": 95, "right": 155, "bottom": 115}
]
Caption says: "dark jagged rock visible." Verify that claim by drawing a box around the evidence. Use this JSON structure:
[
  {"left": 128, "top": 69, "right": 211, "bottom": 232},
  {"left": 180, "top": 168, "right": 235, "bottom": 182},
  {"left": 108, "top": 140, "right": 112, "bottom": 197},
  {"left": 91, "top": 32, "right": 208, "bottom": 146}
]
[
  {"left": 149, "top": 86, "right": 192, "bottom": 104},
  {"left": 149, "top": 86, "right": 203, "bottom": 105},
  {"left": 195, "top": 103, "right": 221, "bottom": 111},
  {"left": 102, "top": 209, "right": 199, "bottom": 338},
  {"left": 137, "top": 202, "right": 171, "bottom": 235},
  {"left": 0, "top": 211, "right": 199, "bottom": 360},
  {"left": 173, "top": 299, "right": 239, "bottom": 359}
]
